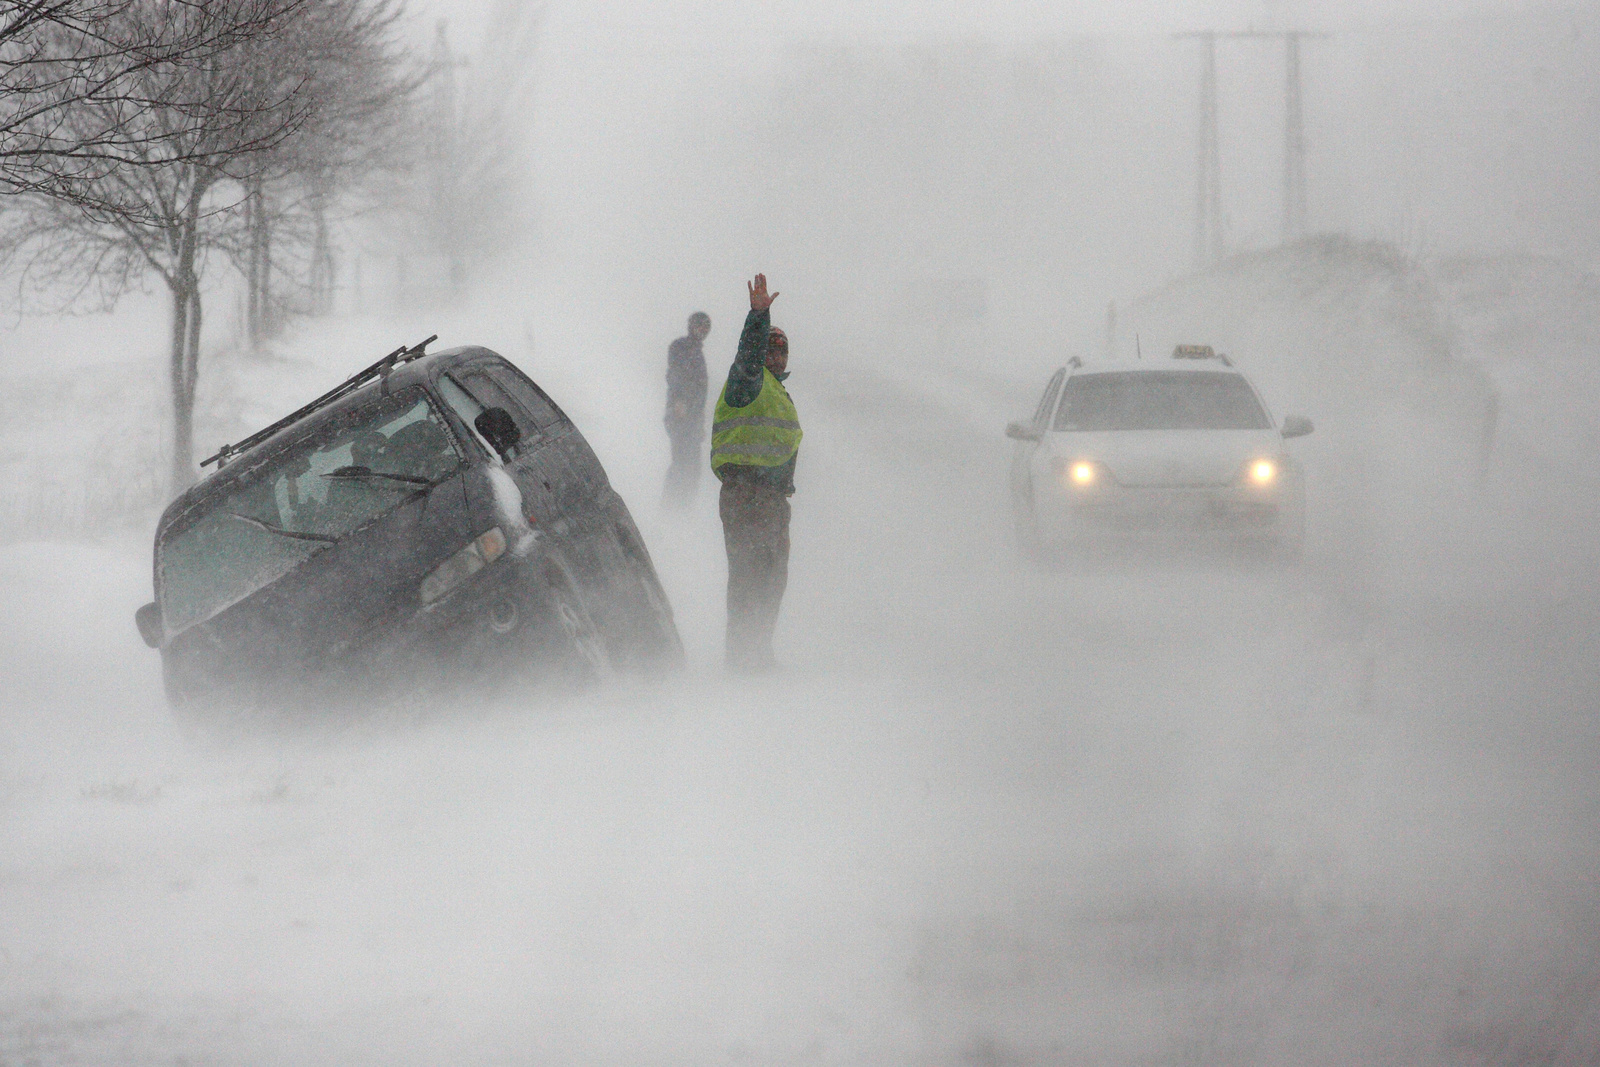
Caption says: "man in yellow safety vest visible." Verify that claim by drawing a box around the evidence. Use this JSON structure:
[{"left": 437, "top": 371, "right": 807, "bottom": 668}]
[{"left": 710, "top": 273, "right": 803, "bottom": 671}]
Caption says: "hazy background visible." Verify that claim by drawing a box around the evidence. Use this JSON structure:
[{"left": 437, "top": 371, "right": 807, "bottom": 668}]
[
  {"left": 3, "top": 0, "right": 1599, "bottom": 1063},
  {"left": 517, "top": 0, "right": 1598, "bottom": 356}
]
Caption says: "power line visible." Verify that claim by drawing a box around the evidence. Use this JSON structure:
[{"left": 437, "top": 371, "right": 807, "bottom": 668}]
[{"left": 1226, "top": 30, "right": 1329, "bottom": 243}]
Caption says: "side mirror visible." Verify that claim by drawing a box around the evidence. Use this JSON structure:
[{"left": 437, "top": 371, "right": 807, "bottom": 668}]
[
  {"left": 135, "top": 602, "right": 162, "bottom": 649},
  {"left": 474, "top": 407, "right": 522, "bottom": 458},
  {"left": 1281, "top": 415, "right": 1314, "bottom": 439},
  {"left": 1005, "top": 421, "right": 1043, "bottom": 442}
]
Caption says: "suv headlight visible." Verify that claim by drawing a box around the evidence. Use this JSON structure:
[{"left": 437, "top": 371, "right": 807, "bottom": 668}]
[{"left": 420, "top": 527, "right": 507, "bottom": 605}]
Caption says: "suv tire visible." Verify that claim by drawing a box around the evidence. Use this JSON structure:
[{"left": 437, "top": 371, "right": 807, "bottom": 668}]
[{"left": 531, "top": 558, "right": 609, "bottom": 685}]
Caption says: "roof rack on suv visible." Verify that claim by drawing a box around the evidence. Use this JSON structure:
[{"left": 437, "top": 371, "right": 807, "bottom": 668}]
[
  {"left": 202, "top": 334, "right": 439, "bottom": 470},
  {"left": 1171, "top": 343, "right": 1231, "bottom": 367}
]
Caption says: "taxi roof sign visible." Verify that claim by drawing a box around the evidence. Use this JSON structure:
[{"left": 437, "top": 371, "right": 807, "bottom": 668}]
[{"left": 1172, "top": 344, "right": 1215, "bottom": 359}]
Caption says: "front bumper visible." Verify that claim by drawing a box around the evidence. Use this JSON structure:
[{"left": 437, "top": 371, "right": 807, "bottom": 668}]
[
  {"left": 1040, "top": 481, "right": 1298, "bottom": 541},
  {"left": 1073, "top": 488, "right": 1279, "bottom": 531},
  {"left": 342, "top": 554, "right": 540, "bottom": 681},
  {"left": 162, "top": 554, "right": 544, "bottom": 709}
]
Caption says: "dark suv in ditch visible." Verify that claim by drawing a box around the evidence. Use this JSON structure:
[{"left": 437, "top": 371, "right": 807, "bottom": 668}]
[{"left": 135, "top": 337, "right": 681, "bottom": 708}]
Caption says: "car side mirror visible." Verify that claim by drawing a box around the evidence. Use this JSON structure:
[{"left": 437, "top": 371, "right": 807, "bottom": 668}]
[
  {"left": 475, "top": 407, "right": 522, "bottom": 458},
  {"left": 1281, "top": 415, "right": 1314, "bottom": 439},
  {"left": 1006, "top": 421, "right": 1043, "bottom": 442},
  {"left": 135, "top": 602, "right": 162, "bottom": 649}
]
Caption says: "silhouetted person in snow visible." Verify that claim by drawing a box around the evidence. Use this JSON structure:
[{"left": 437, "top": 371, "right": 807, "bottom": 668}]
[{"left": 662, "top": 311, "right": 711, "bottom": 508}]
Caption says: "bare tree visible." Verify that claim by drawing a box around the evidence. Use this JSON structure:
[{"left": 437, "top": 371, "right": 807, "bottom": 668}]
[
  {"left": 3, "top": 0, "right": 413, "bottom": 490},
  {"left": 226, "top": 0, "right": 416, "bottom": 344},
  {"left": 0, "top": 0, "right": 309, "bottom": 202}
]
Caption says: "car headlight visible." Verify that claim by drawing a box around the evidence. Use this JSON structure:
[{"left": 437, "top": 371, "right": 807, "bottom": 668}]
[
  {"left": 1246, "top": 458, "right": 1279, "bottom": 487},
  {"left": 420, "top": 527, "right": 507, "bottom": 605},
  {"left": 1060, "top": 458, "right": 1102, "bottom": 490}
]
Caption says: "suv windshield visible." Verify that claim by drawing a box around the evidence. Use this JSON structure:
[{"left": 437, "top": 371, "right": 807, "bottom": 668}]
[
  {"left": 1054, "top": 371, "right": 1271, "bottom": 432},
  {"left": 159, "top": 390, "right": 461, "bottom": 632}
]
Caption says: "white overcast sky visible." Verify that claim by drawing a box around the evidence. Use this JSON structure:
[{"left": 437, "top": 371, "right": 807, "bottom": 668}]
[{"left": 418, "top": 0, "right": 1555, "bottom": 46}]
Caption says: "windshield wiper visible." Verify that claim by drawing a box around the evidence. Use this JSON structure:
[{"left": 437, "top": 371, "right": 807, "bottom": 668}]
[
  {"left": 224, "top": 512, "right": 339, "bottom": 544},
  {"left": 322, "top": 465, "right": 436, "bottom": 487}
]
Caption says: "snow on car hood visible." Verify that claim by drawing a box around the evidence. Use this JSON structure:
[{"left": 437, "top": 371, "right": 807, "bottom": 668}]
[{"left": 1049, "top": 428, "right": 1281, "bottom": 487}]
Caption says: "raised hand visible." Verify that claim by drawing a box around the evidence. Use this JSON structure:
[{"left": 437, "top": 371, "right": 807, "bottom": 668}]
[{"left": 747, "top": 273, "right": 779, "bottom": 311}]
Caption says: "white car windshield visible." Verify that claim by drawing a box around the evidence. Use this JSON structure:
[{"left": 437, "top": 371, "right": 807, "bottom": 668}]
[
  {"left": 1054, "top": 371, "right": 1272, "bottom": 432},
  {"left": 157, "top": 390, "right": 461, "bottom": 633}
]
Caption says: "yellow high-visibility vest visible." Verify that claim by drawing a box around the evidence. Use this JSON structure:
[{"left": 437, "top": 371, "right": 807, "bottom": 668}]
[{"left": 710, "top": 369, "right": 802, "bottom": 473}]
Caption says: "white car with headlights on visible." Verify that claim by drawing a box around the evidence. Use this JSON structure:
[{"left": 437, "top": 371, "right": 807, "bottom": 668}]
[{"left": 1006, "top": 346, "right": 1313, "bottom": 558}]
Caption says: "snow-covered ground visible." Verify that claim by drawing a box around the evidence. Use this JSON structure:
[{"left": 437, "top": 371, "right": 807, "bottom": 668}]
[{"left": 3, "top": 242, "right": 1600, "bottom": 1064}]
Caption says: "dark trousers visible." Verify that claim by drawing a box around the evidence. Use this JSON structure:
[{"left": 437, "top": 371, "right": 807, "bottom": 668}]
[
  {"left": 662, "top": 426, "right": 703, "bottom": 509},
  {"left": 719, "top": 478, "right": 790, "bottom": 667}
]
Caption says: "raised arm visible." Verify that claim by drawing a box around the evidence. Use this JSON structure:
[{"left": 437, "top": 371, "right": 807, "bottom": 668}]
[{"left": 723, "top": 274, "right": 778, "bottom": 408}]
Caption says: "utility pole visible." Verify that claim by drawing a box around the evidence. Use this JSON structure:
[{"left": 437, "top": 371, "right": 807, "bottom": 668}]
[
  {"left": 1279, "top": 31, "right": 1327, "bottom": 241},
  {"left": 427, "top": 21, "right": 465, "bottom": 296},
  {"left": 1222, "top": 29, "right": 1328, "bottom": 243},
  {"left": 1174, "top": 29, "right": 1327, "bottom": 258},
  {"left": 1177, "top": 32, "right": 1224, "bottom": 270}
]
